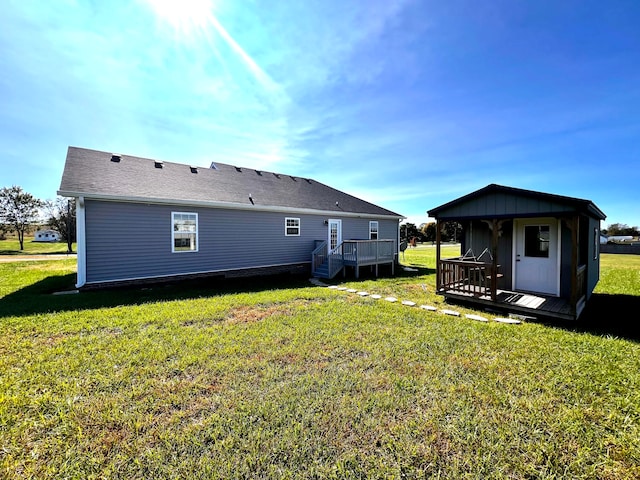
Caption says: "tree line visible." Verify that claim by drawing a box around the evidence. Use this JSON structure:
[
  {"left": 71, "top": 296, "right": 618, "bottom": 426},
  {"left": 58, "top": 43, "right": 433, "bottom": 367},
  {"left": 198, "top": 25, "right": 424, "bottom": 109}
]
[
  {"left": 602, "top": 223, "right": 640, "bottom": 237},
  {"left": 403, "top": 221, "right": 639, "bottom": 244},
  {"left": 0, "top": 186, "right": 76, "bottom": 252},
  {"left": 401, "top": 222, "right": 462, "bottom": 243}
]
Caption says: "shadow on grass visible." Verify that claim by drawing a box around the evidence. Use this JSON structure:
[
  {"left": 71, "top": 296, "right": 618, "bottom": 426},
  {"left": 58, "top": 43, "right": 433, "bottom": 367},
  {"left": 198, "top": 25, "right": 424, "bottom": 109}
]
[
  {"left": 0, "top": 272, "right": 313, "bottom": 318},
  {"left": 321, "top": 263, "right": 435, "bottom": 284},
  {"left": 541, "top": 293, "right": 640, "bottom": 343},
  {"left": 0, "top": 250, "right": 76, "bottom": 256}
]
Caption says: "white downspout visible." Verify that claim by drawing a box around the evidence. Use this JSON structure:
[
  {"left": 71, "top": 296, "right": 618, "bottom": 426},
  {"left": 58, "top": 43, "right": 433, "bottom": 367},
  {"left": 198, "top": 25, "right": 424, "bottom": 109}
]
[{"left": 75, "top": 196, "right": 86, "bottom": 288}]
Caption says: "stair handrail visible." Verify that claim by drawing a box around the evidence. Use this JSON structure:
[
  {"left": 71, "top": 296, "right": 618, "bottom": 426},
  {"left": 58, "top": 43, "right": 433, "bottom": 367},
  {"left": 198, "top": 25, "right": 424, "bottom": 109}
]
[{"left": 312, "top": 241, "right": 328, "bottom": 275}]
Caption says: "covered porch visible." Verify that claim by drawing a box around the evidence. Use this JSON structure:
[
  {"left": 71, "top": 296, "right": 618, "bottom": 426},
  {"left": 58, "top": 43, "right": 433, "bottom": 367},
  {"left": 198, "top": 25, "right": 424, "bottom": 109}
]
[
  {"left": 426, "top": 184, "right": 606, "bottom": 321},
  {"left": 434, "top": 217, "right": 588, "bottom": 320}
]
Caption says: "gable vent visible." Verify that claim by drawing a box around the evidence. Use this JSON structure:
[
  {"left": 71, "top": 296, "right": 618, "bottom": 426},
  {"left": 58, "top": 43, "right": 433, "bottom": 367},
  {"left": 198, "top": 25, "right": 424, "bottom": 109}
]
[
  {"left": 154, "top": 160, "right": 163, "bottom": 169},
  {"left": 210, "top": 162, "right": 218, "bottom": 170},
  {"left": 190, "top": 166, "right": 198, "bottom": 174},
  {"left": 235, "top": 167, "right": 242, "bottom": 172},
  {"left": 110, "top": 154, "right": 121, "bottom": 162}
]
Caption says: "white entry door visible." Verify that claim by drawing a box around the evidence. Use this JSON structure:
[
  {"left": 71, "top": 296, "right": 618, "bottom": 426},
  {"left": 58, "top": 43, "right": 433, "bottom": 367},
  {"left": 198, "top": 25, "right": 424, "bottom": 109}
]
[
  {"left": 514, "top": 218, "right": 560, "bottom": 296},
  {"left": 328, "top": 219, "right": 342, "bottom": 254}
]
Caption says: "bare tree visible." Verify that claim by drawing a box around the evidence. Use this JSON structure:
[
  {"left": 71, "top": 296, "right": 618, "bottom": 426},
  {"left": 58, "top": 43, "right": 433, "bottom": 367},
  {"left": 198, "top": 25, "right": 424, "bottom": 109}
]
[{"left": 0, "top": 186, "right": 44, "bottom": 250}]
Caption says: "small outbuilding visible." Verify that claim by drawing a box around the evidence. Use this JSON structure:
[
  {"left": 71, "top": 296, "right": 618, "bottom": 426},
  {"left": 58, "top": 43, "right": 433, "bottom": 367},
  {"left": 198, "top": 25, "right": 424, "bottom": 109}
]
[
  {"left": 34, "top": 229, "right": 61, "bottom": 242},
  {"left": 427, "top": 184, "right": 606, "bottom": 320}
]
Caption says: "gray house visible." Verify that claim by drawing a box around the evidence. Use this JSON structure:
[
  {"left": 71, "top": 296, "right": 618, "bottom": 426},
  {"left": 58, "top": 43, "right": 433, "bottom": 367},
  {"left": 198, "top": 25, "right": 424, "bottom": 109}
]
[
  {"left": 427, "top": 184, "right": 606, "bottom": 320},
  {"left": 58, "top": 147, "right": 404, "bottom": 288}
]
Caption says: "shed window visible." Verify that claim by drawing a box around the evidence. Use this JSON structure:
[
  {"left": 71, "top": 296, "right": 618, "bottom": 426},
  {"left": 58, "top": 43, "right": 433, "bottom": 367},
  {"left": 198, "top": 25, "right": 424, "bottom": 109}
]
[
  {"left": 172, "top": 212, "right": 198, "bottom": 252},
  {"left": 369, "top": 221, "right": 379, "bottom": 240},
  {"left": 524, "top": 225, "right": 549, "bottom": 258},
  {"left": 285, "top": 217, "right": 300, "bottom": 236},
  {"left": 594, "top": 227, "right": 599, "bottom": 260}
]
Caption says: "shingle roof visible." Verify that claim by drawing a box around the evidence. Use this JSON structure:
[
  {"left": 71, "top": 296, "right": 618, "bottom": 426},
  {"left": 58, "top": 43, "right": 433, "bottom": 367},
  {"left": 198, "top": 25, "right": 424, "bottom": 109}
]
[{"left": 58, "top": 147, "right": 403, "bottom": 218}]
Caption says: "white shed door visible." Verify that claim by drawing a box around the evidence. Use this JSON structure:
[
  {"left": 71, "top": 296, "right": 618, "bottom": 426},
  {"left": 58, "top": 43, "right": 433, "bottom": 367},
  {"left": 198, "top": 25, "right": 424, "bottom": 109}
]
[{"left": 514, "top": 218, "right": 560, "bottom": 296}]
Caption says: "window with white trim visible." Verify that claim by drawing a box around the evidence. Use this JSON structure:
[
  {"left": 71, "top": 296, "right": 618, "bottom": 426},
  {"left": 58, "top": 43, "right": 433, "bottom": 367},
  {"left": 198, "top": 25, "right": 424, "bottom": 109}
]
[
  {"left": 285, "top": 217, "right": 300, "bottom": 236},
  {"left": 369, "top": 221, "right": 379, "bottom": 240},
  {"left": 172, "top": 212, "right": 198, "bottom": 252}
]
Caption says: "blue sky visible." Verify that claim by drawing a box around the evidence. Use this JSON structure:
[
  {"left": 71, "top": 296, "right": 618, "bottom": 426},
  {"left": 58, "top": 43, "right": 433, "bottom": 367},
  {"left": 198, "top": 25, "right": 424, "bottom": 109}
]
[{"left": 1, "top": 0, "right": 639, "bottom": 228}]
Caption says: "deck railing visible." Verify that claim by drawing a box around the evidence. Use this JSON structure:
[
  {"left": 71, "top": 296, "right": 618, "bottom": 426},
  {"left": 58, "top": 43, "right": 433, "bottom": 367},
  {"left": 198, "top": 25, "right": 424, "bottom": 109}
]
[
  {"left": 342, "top": 240, "right": 395, "bottom": 266},
  {"left": 311, "top": 241, "right": 328, "bottom": 273},
  {"left": 438, "top": 258, "right": 493, "bottom": 297},
  {"left": 312, "top": 240, "right": 395, "bottom": 279},
  {"left": 311, "top": 241, "right": 344, "bottom": 279}
]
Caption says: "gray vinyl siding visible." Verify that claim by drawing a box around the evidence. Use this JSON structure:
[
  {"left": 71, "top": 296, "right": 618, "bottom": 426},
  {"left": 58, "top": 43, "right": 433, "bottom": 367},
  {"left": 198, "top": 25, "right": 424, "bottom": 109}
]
[
  {"left": 84, "top": 200, "right": 398, "bottom": 283},
  {"left": 436, "top": 192, "right": 576, "bottom": 220}
]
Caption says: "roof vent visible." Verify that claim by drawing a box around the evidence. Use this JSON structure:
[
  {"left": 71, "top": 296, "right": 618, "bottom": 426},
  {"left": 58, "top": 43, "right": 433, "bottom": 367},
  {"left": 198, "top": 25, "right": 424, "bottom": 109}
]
[
  {"left": 235, "top": 167, "right": 242, "bottom": 172},
  {"left": 110, "top": 154, "right": 121, "bottom": 162},
  {"left": 273, "top": 173, "right": 281, "bottom": 179},
  {"left": 305, "top": 178, "right": 312, "bottom": 184},
  {"left": 154, "top": 160, "right": 163, "bottom": 169},
  {"left": 210, "top": 162, "right": 218, "bottom": 170},
  {"left": 255, "top": 170, "right": 263, "bottom": 176},
  {"left": 290, "top": 176, "right": 297, "bottom": 181},
  {"left": 190, "top": 166, "right": 198, "bottom": 174}
]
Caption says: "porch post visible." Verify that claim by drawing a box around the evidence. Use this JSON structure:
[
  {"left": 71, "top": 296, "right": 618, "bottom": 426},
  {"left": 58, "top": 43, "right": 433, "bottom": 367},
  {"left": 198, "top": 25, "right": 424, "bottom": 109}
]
[
  {"left": 435, "top": 219, "right": 442, "bottom": 292},
  {"left": 570, "top": 215, "right": 579, "bottom": 315},
  {"left": 491, "top": 218, "right": 499, "bottom": 302}
]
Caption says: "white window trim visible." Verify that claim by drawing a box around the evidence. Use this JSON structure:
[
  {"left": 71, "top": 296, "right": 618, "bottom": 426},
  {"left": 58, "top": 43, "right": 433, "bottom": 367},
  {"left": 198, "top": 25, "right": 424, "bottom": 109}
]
[
  {"left": 369, "top": 221, "right": 379, "bottom": 240},
  {"left": 172, "top": 211, "right": 199, "bottom": 253},
  {"left": 285, "top": 217, "right": 301, "bottom": 236}
]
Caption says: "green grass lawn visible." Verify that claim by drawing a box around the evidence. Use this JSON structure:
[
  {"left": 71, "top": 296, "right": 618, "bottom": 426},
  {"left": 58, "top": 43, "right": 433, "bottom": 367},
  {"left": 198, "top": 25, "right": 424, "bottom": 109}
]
[
  {"left": 0, "top": 237, "right": 76, "bottom": 255},
  {"left": 1, "top": 250, "right": 639, "bottom": 479}
]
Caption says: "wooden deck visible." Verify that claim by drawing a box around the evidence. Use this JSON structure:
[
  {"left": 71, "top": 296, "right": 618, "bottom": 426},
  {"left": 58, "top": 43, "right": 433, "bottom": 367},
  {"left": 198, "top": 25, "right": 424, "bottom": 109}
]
[
  {"left": 312, "top": 240, "right": 396, "bottom": 279},
  {"left": 442, "top": 287, "right": 576, "bottom": 320}
]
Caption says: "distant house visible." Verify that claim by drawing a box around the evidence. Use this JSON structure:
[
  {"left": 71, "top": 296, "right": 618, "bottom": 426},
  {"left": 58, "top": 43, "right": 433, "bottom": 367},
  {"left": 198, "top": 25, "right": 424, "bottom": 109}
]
[
  {"left": 428, "top": 184, "right": 606, "bottom": 320},
  {"left": 606, "top": 235, "right": 634, "bottom": 243},
  {"left": 58, "top": 147, "right": 404, "bottom": 288},
  {"left": 34, "top": 229, "right": 61, "bottom": 242}
]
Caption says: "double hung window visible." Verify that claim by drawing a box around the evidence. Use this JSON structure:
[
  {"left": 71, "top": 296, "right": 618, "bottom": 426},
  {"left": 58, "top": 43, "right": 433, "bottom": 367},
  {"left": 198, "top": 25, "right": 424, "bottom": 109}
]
[{"left": 172, "top": 212, "right": 198, "bottom": 252}]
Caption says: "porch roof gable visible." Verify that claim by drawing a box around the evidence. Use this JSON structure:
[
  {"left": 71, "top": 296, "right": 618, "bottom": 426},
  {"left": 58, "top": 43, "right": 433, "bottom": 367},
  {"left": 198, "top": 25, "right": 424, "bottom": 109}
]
[{"left": 427, "top": 184, "right": 606, "bottom": 221}]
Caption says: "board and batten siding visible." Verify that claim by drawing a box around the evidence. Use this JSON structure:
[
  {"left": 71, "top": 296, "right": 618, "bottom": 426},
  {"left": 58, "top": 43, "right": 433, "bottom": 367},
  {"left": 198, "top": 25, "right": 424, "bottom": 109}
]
[
  {"left": 462, "top": 220, "right": 513, "bottom": 290},
  {"left": 436, "top": 192, "right": 577, "bottom": 220},
  {"left": 84, "top": 200, "right": 398, "bottom": 284}
]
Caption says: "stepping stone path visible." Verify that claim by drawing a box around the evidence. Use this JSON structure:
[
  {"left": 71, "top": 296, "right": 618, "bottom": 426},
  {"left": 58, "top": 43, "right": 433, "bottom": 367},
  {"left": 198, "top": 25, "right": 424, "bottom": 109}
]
[
  {"left": 320, "top": 280, "right": 523, "bottom": 325},
  {"left": 494, "top": 317, "right": 522, "bottom": 324},
  {"left": 466, "top": 314, "right": 489, "bottom": 322}
]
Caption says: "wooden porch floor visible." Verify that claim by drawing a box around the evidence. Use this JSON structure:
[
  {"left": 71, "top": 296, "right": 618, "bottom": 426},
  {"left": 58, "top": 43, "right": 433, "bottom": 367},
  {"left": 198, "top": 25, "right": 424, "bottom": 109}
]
[{"left": 442, "top": 287, "right": 574, "bottom": 320}]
